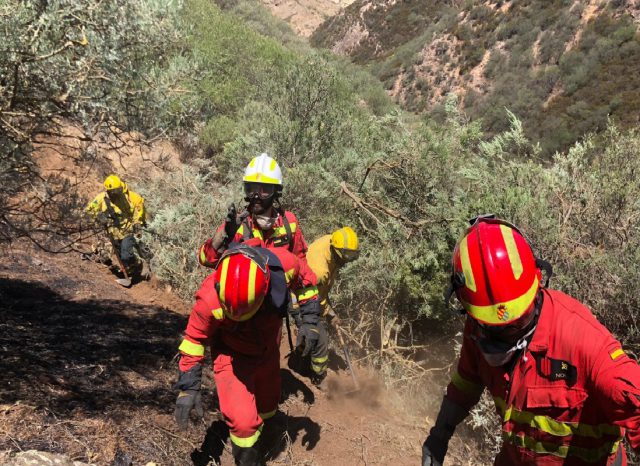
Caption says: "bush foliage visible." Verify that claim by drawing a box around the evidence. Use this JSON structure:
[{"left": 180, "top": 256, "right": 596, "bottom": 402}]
[
  {"left": 3, "top": 2, "right": 640, "bottom": 454},
  {"left": 148, "top": 2, "right": 640, "bottom": 356}
]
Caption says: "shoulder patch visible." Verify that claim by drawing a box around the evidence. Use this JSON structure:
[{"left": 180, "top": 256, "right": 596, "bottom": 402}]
[{"left": 610, "top": 348, "right": 625, "bottom": 360}]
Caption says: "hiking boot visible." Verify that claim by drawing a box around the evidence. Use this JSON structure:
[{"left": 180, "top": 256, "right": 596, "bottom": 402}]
[{"left": 311, "top": 372, "right": 328, "bottom": 391}]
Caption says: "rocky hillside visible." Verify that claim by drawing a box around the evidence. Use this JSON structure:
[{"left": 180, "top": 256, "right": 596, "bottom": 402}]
[
  {"left": 258, "top": 0, "right": 356, "bottom": 36},
  {"left": 312, "top": 0, "right": 640, "bottom": 155}
]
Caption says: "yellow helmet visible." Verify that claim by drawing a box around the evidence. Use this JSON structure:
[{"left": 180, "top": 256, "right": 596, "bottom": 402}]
[
  {"left": 331, "top": 227, "right": 359, "bottom": 260},
  {"left": 104, "top": 174, "right": 125, "bottom": 192},
  {"left": 243, "top": 153, "right": 283, "bottom": 186}
]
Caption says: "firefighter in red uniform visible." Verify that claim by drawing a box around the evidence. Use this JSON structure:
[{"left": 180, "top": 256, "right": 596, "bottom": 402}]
[
  {"left": 197, "top": 153, "right": 324, "bottom": 382},
  {"left": 174, "top": 243, "right": 322, "bottom": 466},
  {"left": 422, "top": 215, "right": 640, "bottom": 466},
  {"left": 198, "top": 153, "right": 312, "bottom": 266}
]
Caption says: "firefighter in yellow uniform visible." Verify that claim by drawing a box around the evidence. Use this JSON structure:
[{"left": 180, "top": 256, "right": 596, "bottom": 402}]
[
  {"left": 86, "top": 175, "right": 150, "bottom": 279},
  {"left": 304, "top": 227, "right": 360, "bottom": 386}
]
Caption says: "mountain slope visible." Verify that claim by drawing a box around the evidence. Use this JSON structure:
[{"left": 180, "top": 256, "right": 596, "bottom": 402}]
[
  {"left": 312, "top": 0, "right": 640, "bottom": 155},
  {"left": 258, "top": 0, "right": 357, "bottom": 37}
]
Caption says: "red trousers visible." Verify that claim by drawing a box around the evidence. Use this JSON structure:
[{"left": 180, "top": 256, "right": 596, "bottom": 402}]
[{"left": 213, "top": 349, "right": 281, "bottom": 448}]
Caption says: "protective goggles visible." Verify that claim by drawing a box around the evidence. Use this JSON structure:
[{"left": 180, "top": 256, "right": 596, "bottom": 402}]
[
  {"left": 244, "top": 182, "right": 277, "bottom": 200},
  {"left": 337, "top": 248, "right": 360, "bottom": 261}
]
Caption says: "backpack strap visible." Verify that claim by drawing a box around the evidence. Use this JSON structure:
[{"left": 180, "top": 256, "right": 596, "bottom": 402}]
[
  {"left": 277, "top": 208, "right": 293, "bottom": 252},
  {"left": 241, "top": 217, "right": 252, "bottom": 242}
]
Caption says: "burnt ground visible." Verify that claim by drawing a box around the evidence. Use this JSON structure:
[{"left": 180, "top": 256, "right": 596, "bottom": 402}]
[{"left": 0, "top": 242, "right": 436, "bottom": 466}]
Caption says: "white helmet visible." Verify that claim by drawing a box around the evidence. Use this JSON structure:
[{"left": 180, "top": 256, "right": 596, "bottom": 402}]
[{"left": 243, "top": 153, "right": 283, "bottom": 186}]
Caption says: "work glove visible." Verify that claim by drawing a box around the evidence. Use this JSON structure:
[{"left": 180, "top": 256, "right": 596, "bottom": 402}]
[
  {"left": 96, "top": 212, "right": 110, "bottom": 228},
  {"left": 296, "top": 323, "right": 320, "bottom": 357},
  {"left": 421, "top": 443, "right": 443, "bottom": 466},
  {"left": 223, "top": 203, "right": 239, "bottom": 241},
  {"left": 175, "top": 390, "right": 203, "bottom": 430},
  {"left": 210, "top": 229, "right": 227, "bottom": 252},
  {"left": 422, "top": 397, "right": 470, "bottom": 466},
  {"left": 173, "top": 365, "right": 203, "bottom": 430}
]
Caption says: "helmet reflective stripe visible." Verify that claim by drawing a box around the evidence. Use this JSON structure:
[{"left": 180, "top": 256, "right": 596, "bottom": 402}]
[
  {"left": 247, "top": 259, "right": 257, "bottom": 306},
  {"left": 243, "top": 153, "right": 283, "bottom": 185},
  {"left": 459, "top": 236, "right": 477, "bottom": 292},
  {"left": 501, "top": 224, "right": 523, "bottom": 279},
  {"left": 219, "top": 257, "right": 230, "bottom": 304},
  {"left": 215, "top": 246, "right": 270, "bottom": 321},
  {"left": 462, "top": 276, "right": 539, "bottom": 325},
  {"left": 331, "top": 227, "right": 358, "bottom": 251}
]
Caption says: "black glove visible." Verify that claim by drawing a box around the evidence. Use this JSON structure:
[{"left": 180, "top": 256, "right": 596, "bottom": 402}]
[
  {"left": 422, "top": 443, "right": 443, "bottom": 466},
  {"left": 422, "top": 397, "right": 470, "bottom": 465},
  {"left": 132, "top": 223, "right": 143, "bottom": 235},
  {"left": 174, "top": 365, "right": 203, "bottom": 430},
  {"left": 296, "top": 323, "right": 320, "bottom": 357},
  {"left": 175, "top": 390, "right": 203, "bottom": 430},
  {"left": 223, "top": 203, "right": 239, "bottom": 241},
  {"left": 298, "top": 298, "right": 321, "bottom": 326}
]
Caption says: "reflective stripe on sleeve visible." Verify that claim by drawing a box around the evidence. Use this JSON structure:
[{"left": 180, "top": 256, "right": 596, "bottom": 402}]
[
  {"left": 451, "top": 370, "right": 484, "bottom": 396},
  {"left": 259, "top": 410, "right": 277, "bottom": 420},
  {"left": 295, "top": 286, "right": 318, "bottom": 301},
  {"left": 230, "top": 424, "right": 263, "bottom": 448},
  {"left": 284, "top": 268, "right": 296, "bottom": 283},
  {"left": 179, "top": 339, "right": 205, "bottom": 357}
]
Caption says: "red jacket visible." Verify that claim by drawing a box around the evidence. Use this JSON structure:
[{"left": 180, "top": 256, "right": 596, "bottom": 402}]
[
  {"left": 199, "top": 210, "right": 309, "bottom": 265},
  {"left": 198, "top": 210, "right": 318, "bottom": 303},
  {"left": 447, "top": 289, "right": 640, "bottom": 466},
  {"left": 178, "top": 248, "right": 301, "bottom": 371}
]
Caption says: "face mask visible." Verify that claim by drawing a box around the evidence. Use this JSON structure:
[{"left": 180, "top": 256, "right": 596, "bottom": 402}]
[
  {"left": 473, "top": 325, "right": 536, "bottom": 367},
  {"left": 255, "top": 214, "right": 276, "bottom": 230}
]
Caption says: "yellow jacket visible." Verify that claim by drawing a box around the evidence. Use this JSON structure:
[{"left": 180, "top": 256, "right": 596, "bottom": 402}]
[
  {"left": 306, "top": 234, "right": 338, "bottom": 313},
  {"left": 86, "top": 189, "right": 146, "bottom": 240}
]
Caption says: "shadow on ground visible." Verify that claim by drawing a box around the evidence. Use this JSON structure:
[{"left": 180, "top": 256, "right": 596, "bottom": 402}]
[
  {"left": 0, "top": 278, "right": 186, "bottom": 414},
  {"left": 190, "top": 369, "right": 320, "bottom": 465}
]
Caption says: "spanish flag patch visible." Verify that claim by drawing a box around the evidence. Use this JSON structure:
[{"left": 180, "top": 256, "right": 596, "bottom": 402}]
[{"left": 610, "top": 348, "right": 625, "bottom": 360}]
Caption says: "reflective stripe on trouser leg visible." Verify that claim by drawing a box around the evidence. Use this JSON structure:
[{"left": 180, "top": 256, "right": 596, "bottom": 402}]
[
  {"left": 213, "top": 352, "right": 263, "bottom": 448},
  {"left": 311, "top": 321, "right": 329, "bottom": 375}
]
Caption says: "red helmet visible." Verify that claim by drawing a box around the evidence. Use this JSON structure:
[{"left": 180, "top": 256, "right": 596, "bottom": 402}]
[
  {"left": 451, "top": 216, "right": 542, "bottom": 326},
  {"left": 215, "top": 246, "right": 270, "bottom": 321}
]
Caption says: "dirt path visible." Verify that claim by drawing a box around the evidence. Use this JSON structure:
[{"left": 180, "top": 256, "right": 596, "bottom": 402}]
[{"left": 0, "top": 242, "right": 426, "bottom": 465}]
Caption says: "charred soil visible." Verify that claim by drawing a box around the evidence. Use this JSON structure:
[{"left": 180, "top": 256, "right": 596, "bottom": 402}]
[{"left": 0, "top": 243, "right": 429, "bottom": 465}]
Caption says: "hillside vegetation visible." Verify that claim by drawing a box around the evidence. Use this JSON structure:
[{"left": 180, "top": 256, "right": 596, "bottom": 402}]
[
  {"left": 2, "top": 0, "right": 640, "bottom": 462},
  {"left": 312, "top": 0, "right": 640, "bottom": 156}
]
